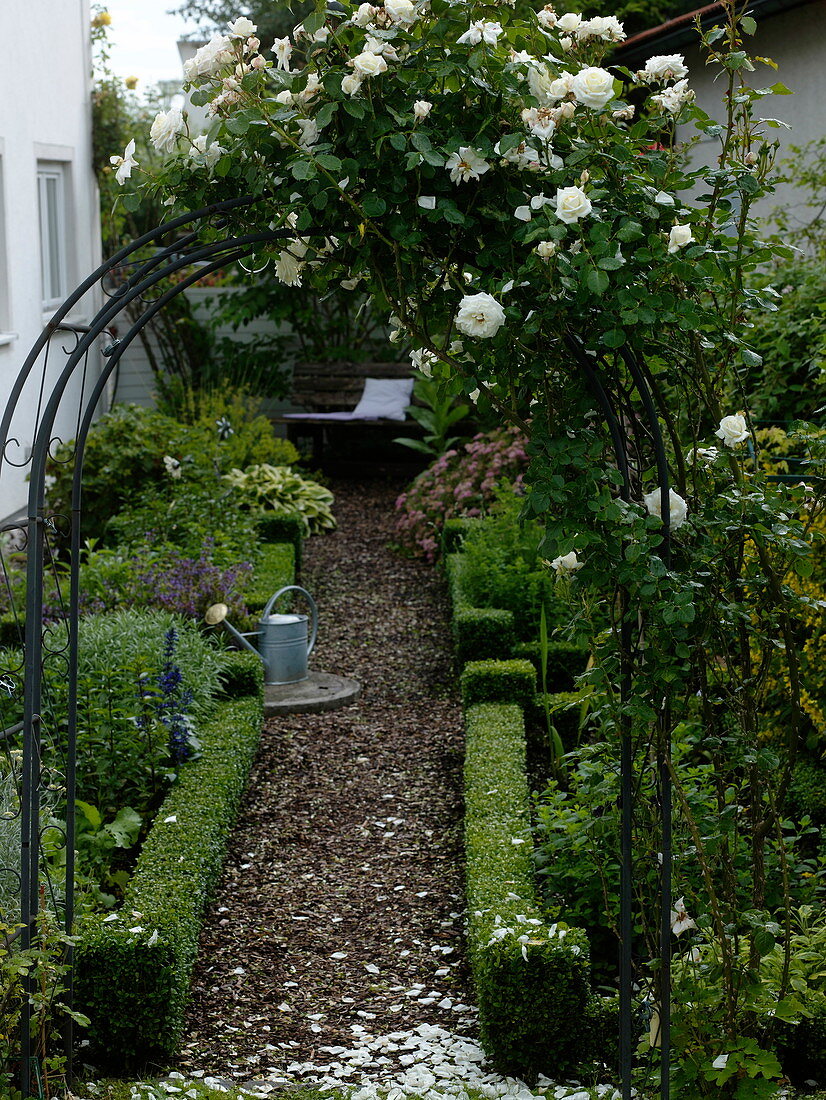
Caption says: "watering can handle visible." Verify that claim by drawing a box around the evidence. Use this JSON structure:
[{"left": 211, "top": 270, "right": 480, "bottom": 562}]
[{"left": 262, "top": 585, "right": 318, "bottom": 656}]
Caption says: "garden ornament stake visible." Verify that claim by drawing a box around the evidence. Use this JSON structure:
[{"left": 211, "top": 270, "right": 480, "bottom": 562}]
[{"left": 206, "top": 585, "right": 318, "bottom": 684}]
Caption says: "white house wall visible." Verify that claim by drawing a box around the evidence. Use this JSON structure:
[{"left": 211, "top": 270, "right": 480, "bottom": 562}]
[
  {"left": 0, "top": 0, "right": 102, "bottom": 521},
  {"left": 677, "top": 0, "right": 826, "bottom": 228}
]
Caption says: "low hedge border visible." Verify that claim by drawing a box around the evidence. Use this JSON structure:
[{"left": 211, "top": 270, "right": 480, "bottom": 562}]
[
  {"left": 446, "top": 554, "right": 516, "bottom": 665},
  {"left": 460, "top": 658, "right": 537, "bottom": 709},
  {"left": 244, "top": 542, "right": 296, "bottom": 615},
  {"left": 256, "top": 512, "right": 304, "bottom": 575},
  {"left": 514, "top": 639, "right": 589, "bottom": 693},
  {"left": 74, "top": 654, "right": 264, "bottom": 1067},
  {"left": 464, "top": 702, "right": 592, "bottom": 1080}
]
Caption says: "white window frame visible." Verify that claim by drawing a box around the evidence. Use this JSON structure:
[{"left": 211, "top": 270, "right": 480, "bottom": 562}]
[{"left": 37, "top": 161, "right": 70, "bottom": 311}]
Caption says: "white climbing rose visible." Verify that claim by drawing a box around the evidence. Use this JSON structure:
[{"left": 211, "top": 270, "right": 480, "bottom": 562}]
[
  {"left": 571, "top": 66, "right": 615, "bottom": 109},
  {"left": 715, "top": 414, "right": 749, "bottom": 448},
  {"left": 555, "top": 185, "right": 592, "bottom": 223},
  {"left": 643, "top": 488, "right": 688, "bottom": 529},
  {"left": 454, "top": 293, "right": 506, "bottom": 339}
]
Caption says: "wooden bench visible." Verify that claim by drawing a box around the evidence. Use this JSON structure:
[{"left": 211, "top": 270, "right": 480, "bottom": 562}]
[{"left": 271, "top": 360, "right": 421, "bottom": 461}]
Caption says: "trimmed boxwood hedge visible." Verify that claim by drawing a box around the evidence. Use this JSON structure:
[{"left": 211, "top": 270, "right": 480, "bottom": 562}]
[
  {"left": 74, "top": 655, "right": 264, "bottom": 1067},
  {"left": 446, "top": 554, "right": 516, "bottom": 665},
  {"left": 243, "top": 542, "right": 296, "bottom": 615},
  {"left": 460, "top": 658, "right": 536, "bottom": 708},
  {"left": 256, "top": 511, "right": 304, "bottom": 574},
  {"left": 464, "top": 702, "right": 592, "bottom": 1080}
]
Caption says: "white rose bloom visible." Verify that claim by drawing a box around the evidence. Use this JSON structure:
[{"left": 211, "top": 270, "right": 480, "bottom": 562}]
[
  {"left": 110, "top": 139, "right": 139, "bottom": 185},
  {"left": 640, "top": 53, "right": 688, "bottom": 81},
  {"left": 417, "top": 195, "right": 436, "bottom": 209},
  {"left": 299, "top": 71, "right": 323, "bottom": 100},
  {"left": 522, "top": 106, "right": 556, "bottom": 141},
  {"left": 184, "top": 34, "right": 233, "bottom": 80},
  {"left": 537, "top": 6, "right": 557, "bottom": 28},
  {"left": 571, "top": 67, "right": 615, "bottom": 109},
  {"left": 275, "top": 89, "right": 295, "bottom": 105},
  {"left": 715, "top": 414, "right": 749, "bottom": 448},
  {"left": 654, "top": 190, "right": 675, "bottom": 205},
  {"left": 559, "top": 35, "right": 575, "bottom": 51},
  {"left": 514, "top": 205, "right": 532, "bottom": 222},
  {"left": 670, "top": 897, "right": 696, "bottom": 937},
  {"left": 457, "top": 19, "right": 502, "bottom": 45},
  {"left": 446, "top": 146, "right": 490, "bottom": 184},
  {"left": 276, "top": 250, "right": 304, "bottom": 286},
  {"left": 651, "top": 78, "right": 694, "bottom": 114},
  {"left": 455, "top": 292, "right": 506, "bottom": 339},
  {"left": 384, "top": 0, "right": 417, "bottom": 23},
  {"left": 555, "top": 185, "right": 591, "bottom": 223},
  {"left": 687, "top": 445, "right": 719, "bottom": 466},
  {"left": 352, "top": 2, "right": 376, "bottom": 25},
  {"left": 535, "top": 240, "right": 557, "bottom": 260},
  {"left": 527, "top": 64, "right": 555, "bottom": 105},
  {"left": 352, "top": 50, "right": 388, "bottom": 76},
  {"left": 295, "top": 118, "right": 319, "bottom": 147},
  {"left": 413, "top": 99, "right": 433, "bottom": 119},
  {"left": 550, "top": 551, "right": 583, "bottom": 575},
  {"left": 163, "top": 456, "right": 182, "bottom": 479},
  {"left": 272, "top": 37, "right": 293, "bottom": 71},
  {"left": 576, "top": 15, "right": 625, "bottom": 40},
  {"left": 548, "top": 72, "right": 575, "bottom": 100},
  {"left": 341, "top": 72, "right": 363, "bottom": 96},
  {"left": 188, "top": 133, "right": 225, "bottom": 168},
  {"left": 643, "top": 488, "right": 688, "bottom": 529},
  {"left": 150, "top": 107, "right": 185, "bottom": 154},
  {"left": 556, "top": 11, "right": 582, "bottom": 31},
  {"left": 667, "top": 223, "right": 693, "bottom": 253},
  {"left": 227, "top": 16, "right": 256, "bottom": 37}
]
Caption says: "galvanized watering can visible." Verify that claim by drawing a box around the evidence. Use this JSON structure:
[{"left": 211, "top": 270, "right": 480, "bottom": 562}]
[{"left": 206, "top": 586, "right": 318, "bottom": 685}]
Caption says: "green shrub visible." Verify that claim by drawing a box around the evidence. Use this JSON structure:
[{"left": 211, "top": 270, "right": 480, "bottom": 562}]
[
  {"left": 74, "top": 693, "right": 263, "bottom": 1067},
  {"left": 69, "top": 611, "right": 226, "bottom": 814},
  {"left": 217, "top": 651, "right": 264, "bottom": 703},
  {"left": 464, "top": 703, "right": 592, "bottom": 1080},
  {"left": 222, "top": 465, "right": 336, "bottom": 537},
  {"left": 394, "top": 426, "right": 529, "bottom": 561},
  {"left": 441, "top": 516, "right": 483, "bottom": 555},
  {"left": 105, "top": 481, "right": 260, "bottom": 563},
  {"left": 530, "top": 692, "right": 583, "bottom": 753},
  {"left": 460, "top": 659, "right": 536, "bottom": 708},
  {"left": 514, "top": 639, "right": 589, "bottom": 692},
  {"left": 446, "top": 553, "right": 516, "bottom": 664},
  {"left": 457, "top": 488, "right": 569, "bottom": 641},
  {"left": 256, "top": 511, "right": 304, "bottom": 573},
  {"left": 242, "top": 543, "right": 296, "bottom": 615},
  {"left": 788, "top": 756, "right": 826, "bottom": 826},
  {"left": 46, "top": 402, "right": 298, "bottom": 544}
]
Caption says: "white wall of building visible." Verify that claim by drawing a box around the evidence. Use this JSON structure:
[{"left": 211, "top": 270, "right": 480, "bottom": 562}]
[
  {"left": 677, "top": 0, "right": 826, "bottom": 227},
  {"left": 0, "top": 0, "right": 103, "bottom": 520}
]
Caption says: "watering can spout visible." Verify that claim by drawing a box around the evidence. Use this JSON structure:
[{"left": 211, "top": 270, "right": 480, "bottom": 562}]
[{"left": 204, "top": 603, "right": 266, "bottom": 665}]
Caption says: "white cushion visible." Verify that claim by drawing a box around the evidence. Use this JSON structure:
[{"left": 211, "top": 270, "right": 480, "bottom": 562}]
[{"left": 352, "top": 377, "right": 414, "bottom": 421}]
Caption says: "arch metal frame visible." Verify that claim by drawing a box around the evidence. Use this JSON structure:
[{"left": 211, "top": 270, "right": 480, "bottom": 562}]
[{"left": 0, "top": 195, "right": 675, "bottom": 1099}]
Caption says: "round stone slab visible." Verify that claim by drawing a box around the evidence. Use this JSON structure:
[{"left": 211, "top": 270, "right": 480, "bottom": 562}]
[{"left": 264, "top": 670, "right": 361, "bottom": 716}]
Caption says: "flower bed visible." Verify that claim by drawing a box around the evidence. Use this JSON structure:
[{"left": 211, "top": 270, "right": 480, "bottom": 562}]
[{"left": 74, "top": 653, "right": 264, "bottom": 1067}]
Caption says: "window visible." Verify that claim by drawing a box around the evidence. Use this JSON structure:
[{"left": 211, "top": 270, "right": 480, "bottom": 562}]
[{"left": 37, "top": 163, "right": 69, "bottom": 309}]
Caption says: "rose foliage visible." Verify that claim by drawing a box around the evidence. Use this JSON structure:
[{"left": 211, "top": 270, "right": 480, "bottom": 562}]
[{"left": 120, "top": 0, "right": 824, "bottom": 1092}]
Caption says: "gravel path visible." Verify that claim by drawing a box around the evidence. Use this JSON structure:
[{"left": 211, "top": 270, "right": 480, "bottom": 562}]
[{"left": 177, "top": 478, "right": 473, "bottom": 1083}]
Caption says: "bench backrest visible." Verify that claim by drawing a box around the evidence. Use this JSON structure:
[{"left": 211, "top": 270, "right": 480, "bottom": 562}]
[{"left": 291, "top": 360, "right": 413, "bottom": 412}]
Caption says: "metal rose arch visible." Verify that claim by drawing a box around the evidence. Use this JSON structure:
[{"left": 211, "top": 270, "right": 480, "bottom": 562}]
[
  {"left": 0, "top": 195, "right": 293, "bottom": 1095},
  {"left": 1, "top": 194, "right": 675, "bottom": 1099}
]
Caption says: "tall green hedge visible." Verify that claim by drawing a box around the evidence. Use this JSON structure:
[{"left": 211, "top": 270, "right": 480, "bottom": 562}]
[
  {"left": 74, "top": 661, "right": 263, "bottom": 1067},
  {"left": 464, "top": 702, "right": 591, "bottom": 1080}
]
